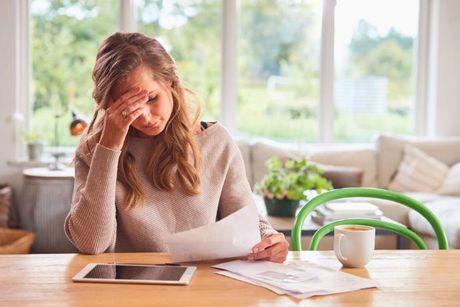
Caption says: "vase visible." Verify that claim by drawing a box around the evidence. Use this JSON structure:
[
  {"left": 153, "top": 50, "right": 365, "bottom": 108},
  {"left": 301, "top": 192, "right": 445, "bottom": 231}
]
[
  {"left": 27, "top": 141, "right": 44, "bottom": 161},
  {"left": 264, "top": 197, "right": 300, "bottom": 217}
]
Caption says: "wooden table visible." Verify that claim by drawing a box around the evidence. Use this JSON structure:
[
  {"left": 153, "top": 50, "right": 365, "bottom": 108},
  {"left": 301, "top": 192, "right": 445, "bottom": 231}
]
[{"left": 0, "top": 251, "right": 459, "bottom": 306}]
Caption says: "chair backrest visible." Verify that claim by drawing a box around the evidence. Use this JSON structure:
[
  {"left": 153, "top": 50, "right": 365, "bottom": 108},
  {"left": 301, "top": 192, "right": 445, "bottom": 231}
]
[{"left": 291, "top": 188, "right": 448, "bottom": 251}]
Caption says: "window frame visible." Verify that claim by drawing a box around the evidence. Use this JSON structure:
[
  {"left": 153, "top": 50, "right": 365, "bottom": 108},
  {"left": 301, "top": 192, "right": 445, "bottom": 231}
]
[
  {"left": 21, "top": 0, "right": 429, "bottom": 151},
  {"left": 121, "top": 0, "right": 431, "bottom": 141}
]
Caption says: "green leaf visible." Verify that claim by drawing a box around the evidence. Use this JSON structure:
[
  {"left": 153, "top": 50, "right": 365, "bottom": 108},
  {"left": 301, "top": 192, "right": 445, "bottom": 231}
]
[{"left": 257, "top": 156, "right": 333, "bottom": 201}]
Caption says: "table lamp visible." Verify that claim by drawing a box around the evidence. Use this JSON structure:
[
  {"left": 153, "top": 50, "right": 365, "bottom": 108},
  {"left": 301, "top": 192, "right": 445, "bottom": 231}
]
[
  {"left": 70, "top": 111, "right": 88, "bottom": 136},
  {"left": 48, "top": 110, "right": 88, "bottom": 171}
]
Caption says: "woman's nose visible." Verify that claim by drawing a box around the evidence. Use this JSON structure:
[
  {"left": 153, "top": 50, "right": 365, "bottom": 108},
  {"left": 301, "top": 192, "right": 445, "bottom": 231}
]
[{"left": 139, "top": 107, "right": 152, "bottom": 121}]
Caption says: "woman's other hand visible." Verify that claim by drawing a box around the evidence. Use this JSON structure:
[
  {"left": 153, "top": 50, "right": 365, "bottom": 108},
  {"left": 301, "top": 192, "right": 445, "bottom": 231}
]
[
  {"left": 99, "top": 87, "right": 149, "bottom": 150},
  {"left": 248, "top": 233, "right": 289, "bottom": 263}
]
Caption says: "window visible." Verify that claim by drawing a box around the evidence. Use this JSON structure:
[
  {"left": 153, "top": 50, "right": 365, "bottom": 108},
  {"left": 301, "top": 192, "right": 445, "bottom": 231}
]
[
  {"left": 27, "top": 0, "right": 425, "bottom": 149},
  {"left": 237, "top": 0, "right": 321, "bottom": 142},
  {"left": 136, "top": 0, "right": 221, "bottom": 121},
  {"left": 334, "top": 0, "right": 419, "bottom": 141},
  {"left": 31, "top": 0, "right": 119, "bottom": 147}
]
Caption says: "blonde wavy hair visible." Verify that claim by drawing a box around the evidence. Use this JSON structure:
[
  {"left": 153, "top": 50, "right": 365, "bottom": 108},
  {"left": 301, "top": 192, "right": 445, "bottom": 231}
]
[{"left": 83, "top": 32, "right": 201, "bottom": 209}]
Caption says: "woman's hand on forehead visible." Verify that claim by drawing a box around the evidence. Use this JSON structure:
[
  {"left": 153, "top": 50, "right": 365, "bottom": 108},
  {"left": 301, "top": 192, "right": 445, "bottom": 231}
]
[
  {"left": 110, "top": 86, "right": 142, "bottom": 106},
  {"left": 99, "top": 86, "right": 149, "bottom": 150}
]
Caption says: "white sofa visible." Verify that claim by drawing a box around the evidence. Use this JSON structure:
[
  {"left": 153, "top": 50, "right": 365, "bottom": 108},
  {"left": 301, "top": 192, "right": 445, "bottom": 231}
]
[{"left": 236, "top": 134, "right": 460, "bottom": 249}]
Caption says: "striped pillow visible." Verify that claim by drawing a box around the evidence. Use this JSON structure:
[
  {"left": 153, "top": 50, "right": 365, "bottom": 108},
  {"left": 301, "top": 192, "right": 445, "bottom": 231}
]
[
  {"left": 438, "top": 162, "right": 460, "bottom": 195},
  {"left": 388, "top": 145, "right": 449, "bottom": 192}
]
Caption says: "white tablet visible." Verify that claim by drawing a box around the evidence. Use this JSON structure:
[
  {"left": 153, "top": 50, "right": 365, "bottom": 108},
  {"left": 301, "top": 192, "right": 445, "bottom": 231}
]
[{"left": 72, "top": 263, "right": 196, "bottom": 285}]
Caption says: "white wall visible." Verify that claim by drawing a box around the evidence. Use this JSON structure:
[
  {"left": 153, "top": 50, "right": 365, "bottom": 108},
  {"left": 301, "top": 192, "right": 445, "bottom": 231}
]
[
  {"left": 0, "top": 0, "right": 16, "bottom": 182},
  {"left": 0, "top": 0, "right": 28, "bottom": 188}
]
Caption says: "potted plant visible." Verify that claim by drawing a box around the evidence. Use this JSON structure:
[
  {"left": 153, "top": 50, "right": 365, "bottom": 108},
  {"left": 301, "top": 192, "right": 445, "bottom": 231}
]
[
  {"left": 255, "top": 157, "right": 332, "bottom": 217},
  {"left": 22, "top": 131, "right": 45, "bottom": 161}
]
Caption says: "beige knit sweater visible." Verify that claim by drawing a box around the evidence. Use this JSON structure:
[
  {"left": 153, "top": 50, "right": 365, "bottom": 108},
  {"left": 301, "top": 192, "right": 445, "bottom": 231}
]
[{"left": 64, "top": 122, "right": 276, "bottom": 254}]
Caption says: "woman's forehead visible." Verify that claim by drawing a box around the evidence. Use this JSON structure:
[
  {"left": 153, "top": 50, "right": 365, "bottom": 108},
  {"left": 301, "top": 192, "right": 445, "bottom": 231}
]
[{"left": 112, "top": 65, "right": 160, "bottom": 98}]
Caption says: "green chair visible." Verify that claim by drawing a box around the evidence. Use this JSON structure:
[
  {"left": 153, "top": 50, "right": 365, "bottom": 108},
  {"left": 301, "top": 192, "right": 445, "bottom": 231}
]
[{"left": 291, "top": 187, "right": 448, "bottom": 251}]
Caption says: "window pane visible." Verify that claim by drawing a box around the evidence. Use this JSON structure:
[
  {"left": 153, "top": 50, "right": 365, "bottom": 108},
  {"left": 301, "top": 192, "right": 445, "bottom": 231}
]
[
  {"left": 334, "top": 0, "right": 419, "bottom": 142},
  {"left": 137, "top": 0, "right": 221, "bottom": 121},
  {"left": 31, "top": 0, "right": 119, "bottom": 147},
  {"left": 237, "top": 0, "right": 321, "bottom": 142}
]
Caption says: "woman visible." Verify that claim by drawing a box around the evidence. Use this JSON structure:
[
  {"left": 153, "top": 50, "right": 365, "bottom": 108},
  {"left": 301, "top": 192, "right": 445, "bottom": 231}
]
[{"left": 64, "top": 32, "right": 289, "bottom": 263}]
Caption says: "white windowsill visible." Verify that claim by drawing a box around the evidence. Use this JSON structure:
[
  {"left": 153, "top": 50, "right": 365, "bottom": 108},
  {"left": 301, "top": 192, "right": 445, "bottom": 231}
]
[
  {"left": 7, "top": 138, "right": 376, "bottom": 168},
  {"left": 8, "top": 146, "right": 75, "bottom": 168}
]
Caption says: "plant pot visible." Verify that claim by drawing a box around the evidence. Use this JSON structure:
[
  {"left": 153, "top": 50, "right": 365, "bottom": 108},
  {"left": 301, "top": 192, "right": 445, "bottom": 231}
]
[
  {"left": 264, "top": 197, "right": 300, "bottom": 217},
  {"left": 27, "top": 141, "right": 44, "bottom": 161}
]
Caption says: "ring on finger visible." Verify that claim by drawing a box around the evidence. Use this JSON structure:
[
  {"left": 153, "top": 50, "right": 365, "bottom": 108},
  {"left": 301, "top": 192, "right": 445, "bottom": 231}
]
[{"left": 121, "top": 110, "right": 128, "bottom": 119}]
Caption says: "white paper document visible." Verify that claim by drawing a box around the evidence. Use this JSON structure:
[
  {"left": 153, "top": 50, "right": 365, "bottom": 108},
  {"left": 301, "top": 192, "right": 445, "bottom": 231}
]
[
  {"left": 213, "top": 260, "right": 378, "bottom": 299},
  {"left": 166, "top": 205, "right": 261, "bottom": 262}
]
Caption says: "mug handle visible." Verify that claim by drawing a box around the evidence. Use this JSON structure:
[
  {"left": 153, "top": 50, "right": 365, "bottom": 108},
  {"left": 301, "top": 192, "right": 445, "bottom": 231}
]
[{"left": 334, "top": 233, "right": 348, "bottom": 262}]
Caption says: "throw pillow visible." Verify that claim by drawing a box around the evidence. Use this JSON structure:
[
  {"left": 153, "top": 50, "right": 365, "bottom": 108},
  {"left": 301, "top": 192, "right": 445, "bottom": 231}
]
[
  {"left": 251, "top": 140, "right": 304, "bottom": 187},
  {"left": 314, "top": 163, "right": 364, "bottom": 188},
  {"left": 308, "top": 147, "right": 377, "bottom": 187},
  {"left": 388, "top": 145, "right": 449, "bottom": 192},
  {"left": 437, "top": 162, "right": 460, "bottom": 196}
]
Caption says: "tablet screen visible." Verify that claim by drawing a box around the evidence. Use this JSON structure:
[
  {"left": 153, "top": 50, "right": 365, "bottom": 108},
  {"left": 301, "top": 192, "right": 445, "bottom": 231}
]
[{"left": 83, "top": 264, "right": 187, "bottom": 281}]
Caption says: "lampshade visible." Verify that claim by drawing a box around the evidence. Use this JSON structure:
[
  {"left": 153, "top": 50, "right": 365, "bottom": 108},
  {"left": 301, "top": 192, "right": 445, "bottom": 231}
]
[{"left": 70, "top": 111, "right": 88, "bottom": 136}]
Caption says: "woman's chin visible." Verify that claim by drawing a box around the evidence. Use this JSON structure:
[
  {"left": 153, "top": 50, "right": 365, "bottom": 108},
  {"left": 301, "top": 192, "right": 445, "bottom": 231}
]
[
  {"left": 140, "top": 129, "right": 162, "bottom": 137},
  {"left": 133, "top": 125, "right": 164, "bottom": 137}
]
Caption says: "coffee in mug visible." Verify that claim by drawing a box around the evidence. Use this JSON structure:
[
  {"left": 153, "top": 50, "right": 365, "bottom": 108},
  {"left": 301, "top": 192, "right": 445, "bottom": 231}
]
[{"left": 333, "top": 225, "right": 375, "bottom": 268}]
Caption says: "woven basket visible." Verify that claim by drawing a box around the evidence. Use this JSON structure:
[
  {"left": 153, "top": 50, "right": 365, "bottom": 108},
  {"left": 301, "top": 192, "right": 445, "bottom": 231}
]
[
  {"left": 0, "top": 228, "right": 35, "bottom": 254},
  {"left": 0, "top": 185, "right": 12, "bottom": 228}
]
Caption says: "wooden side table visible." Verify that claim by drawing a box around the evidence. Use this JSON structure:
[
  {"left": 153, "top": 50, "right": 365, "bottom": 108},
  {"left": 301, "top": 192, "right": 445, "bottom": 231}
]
[{"left": 20, "top": 167, "right": 78, "bottom": 253}]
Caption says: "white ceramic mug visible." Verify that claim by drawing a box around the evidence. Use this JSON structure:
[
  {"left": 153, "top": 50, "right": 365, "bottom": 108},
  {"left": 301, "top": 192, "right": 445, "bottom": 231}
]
[{"left": 333, "top": 225, "right": 375, "bottom": 268}]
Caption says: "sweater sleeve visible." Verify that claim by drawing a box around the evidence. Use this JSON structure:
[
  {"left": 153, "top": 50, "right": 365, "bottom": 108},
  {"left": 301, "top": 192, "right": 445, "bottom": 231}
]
[
  {"left": 217, "top": 140, "right": 278, "bottom": 238},
  {"left": 64, "top": 143, "right": 120, "bottom": 254}
]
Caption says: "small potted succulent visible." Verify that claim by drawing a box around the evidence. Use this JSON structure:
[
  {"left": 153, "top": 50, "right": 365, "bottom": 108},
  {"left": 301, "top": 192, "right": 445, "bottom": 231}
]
[
  {"left": 255, "top": 157, "right": 332, "bottom": 217},
  {"left": 22, "top": 131, "right": 45, "bottom": 161}
]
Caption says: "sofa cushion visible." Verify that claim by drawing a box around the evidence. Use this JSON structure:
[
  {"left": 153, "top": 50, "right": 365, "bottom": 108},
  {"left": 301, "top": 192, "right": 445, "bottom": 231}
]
[
  {"left": 376, "top": 134, "right": 460, "bottom": 188},
  {"left": 308, "top": 148, "right": 378, "bottom": 187},
  {"left": 316, "top": 163, "right": 364, "bottom": 188},
  {"left": 388, "top": 145, "right": 449, "bottom": 192},
  {"left": 250, "top": 140, "right": 376, "bottom": 188},
  {"left": 407, "top": 196, "right": 460, "bottom": 248},
  {"left": 250, "top": 140, "right": 305, "bottom": 187},
  {"left": 438, "top": 162, "right": 460, "bottom": 196}
]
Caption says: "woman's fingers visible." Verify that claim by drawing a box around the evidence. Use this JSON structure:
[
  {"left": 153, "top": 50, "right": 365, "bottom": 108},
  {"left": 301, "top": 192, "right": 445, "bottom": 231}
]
[
  {"left": 249, "top": 233, "right": 289, "bottom": 261},
  {"left": 99, "top": 102, "right": 144, "bottom": 150},
  {"left": 108, "top": 87, "right": 139, "bottom": 108},
  {"left": 107, "top": 86, "right": 143, "bottom": 110},
  {"left": 270, "top": 251, "right": 289, "bottom": 263},
  {"left": 104, "top": 94, "right": 148, "bottom": 131},
  {"left": 109, "top": 89, "right": 147, "bottom": 114},
  {"left": 251, "top": 233, "right": 285, "bottom": 254},
  {"left": 99, "top": 87, "right": 148, "bottom": 151},
  {"left": 115, "top": 90, "right": 148, "bottom": 112},
  {"left": 118, "top": 97, "right": 148, "bottom": 118},
  {"left": 252, "top": 236, "right": 289, "bottom": 260},
  {"left": 250, "top": 242, "right": 285, "bottom": 260},
  {"left": 103, "top": 97, "right": 145, "bottom": 133},
  {"left": 125, "top": 106, "right": 145, "bottom": 124},
  {"left": 269, "top": 245, "right": 289, "bottom": 263}
]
